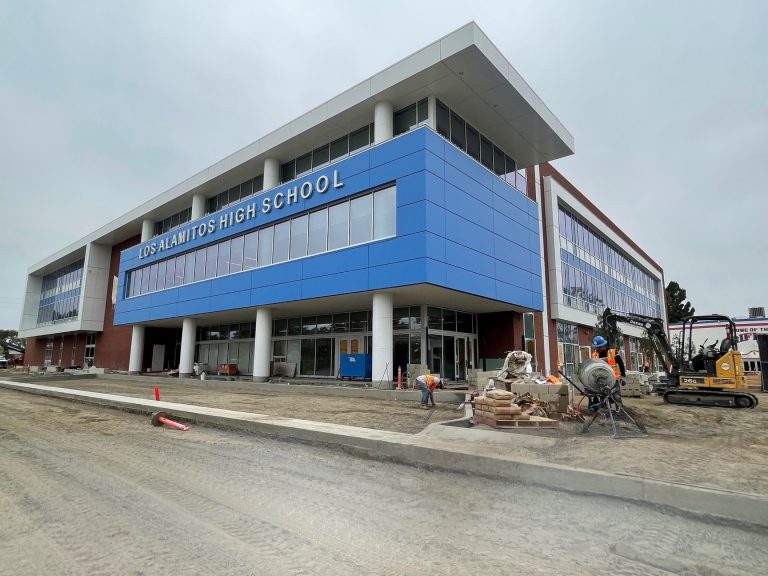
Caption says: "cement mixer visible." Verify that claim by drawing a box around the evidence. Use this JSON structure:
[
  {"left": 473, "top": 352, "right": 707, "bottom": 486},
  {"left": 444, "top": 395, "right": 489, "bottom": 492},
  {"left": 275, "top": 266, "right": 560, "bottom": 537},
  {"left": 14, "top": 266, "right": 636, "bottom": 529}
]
[{"left": 561, "top": 359, "right": 647, "bottom": 439}]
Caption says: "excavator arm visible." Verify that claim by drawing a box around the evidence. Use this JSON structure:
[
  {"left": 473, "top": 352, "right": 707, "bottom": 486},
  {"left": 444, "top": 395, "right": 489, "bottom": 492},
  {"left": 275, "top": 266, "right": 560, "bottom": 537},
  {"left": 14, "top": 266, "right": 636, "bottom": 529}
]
[
  {"left": 602, "top": 308, "right": 678, "bottom": 378},
  {"left": 0, "top": 339, "right": 26, "bottom": 354}
]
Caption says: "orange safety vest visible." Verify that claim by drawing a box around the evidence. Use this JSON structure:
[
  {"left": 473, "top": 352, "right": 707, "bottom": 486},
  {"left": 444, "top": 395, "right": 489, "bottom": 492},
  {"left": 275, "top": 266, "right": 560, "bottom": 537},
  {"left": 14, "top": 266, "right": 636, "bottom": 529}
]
[{"left": 592, "top": 348, "right": 621, "bottom": 379}]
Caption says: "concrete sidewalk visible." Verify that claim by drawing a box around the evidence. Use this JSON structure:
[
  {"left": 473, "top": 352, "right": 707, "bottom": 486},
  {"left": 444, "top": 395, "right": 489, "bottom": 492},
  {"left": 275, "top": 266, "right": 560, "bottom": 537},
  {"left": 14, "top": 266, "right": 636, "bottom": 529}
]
[{"left": 2, "top": 378, "right": 767, "bottom": 530}]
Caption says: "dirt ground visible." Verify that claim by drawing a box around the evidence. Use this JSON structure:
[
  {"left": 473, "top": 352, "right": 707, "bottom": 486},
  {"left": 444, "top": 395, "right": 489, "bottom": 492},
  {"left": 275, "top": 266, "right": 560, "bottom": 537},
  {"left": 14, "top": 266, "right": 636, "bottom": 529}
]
[
  {"left": 3, "top": 389, "right": 765, "bottom": 576},
  {"left": 3, "top": 371, "right": 767, "bottom": 496}
]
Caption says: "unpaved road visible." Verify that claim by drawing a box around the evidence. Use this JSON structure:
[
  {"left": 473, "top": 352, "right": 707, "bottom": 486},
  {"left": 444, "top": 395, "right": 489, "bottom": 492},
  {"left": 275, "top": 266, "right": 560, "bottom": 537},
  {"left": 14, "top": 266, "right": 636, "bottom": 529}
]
[
  {"left": 6, "top": 374, "right": 767, "bottom": 495},
  {"left": 1, "top": 390, "right": 766, "bottom": 576}
]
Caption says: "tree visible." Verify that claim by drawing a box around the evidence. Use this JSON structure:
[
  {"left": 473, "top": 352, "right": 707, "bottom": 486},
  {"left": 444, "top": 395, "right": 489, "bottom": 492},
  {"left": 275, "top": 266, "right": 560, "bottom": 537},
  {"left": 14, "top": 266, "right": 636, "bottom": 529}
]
[{"left": 665, "top": 281, "right": 696, "bottom": 323}]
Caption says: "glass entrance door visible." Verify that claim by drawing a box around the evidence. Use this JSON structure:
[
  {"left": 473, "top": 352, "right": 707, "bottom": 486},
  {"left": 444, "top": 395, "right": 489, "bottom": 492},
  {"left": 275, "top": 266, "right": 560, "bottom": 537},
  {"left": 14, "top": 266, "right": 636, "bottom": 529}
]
[{"left": 455, "top": 336, "right": 467, "bottom": 380}]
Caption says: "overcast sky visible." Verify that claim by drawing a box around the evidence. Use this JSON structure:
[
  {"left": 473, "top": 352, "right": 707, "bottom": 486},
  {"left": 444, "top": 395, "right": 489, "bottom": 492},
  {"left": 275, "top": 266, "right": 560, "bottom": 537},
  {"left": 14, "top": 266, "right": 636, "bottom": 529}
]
[{"left": 1, "top": 0, "right": 766, "bottom": 329}]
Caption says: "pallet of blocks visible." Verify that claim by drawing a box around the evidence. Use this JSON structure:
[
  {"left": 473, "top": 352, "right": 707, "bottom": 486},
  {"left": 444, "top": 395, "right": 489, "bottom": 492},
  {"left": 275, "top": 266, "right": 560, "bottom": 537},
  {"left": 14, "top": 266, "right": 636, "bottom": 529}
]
[
  {"left": 621, "top": 373, "right": 645, "bottom": 398},
  {"left": 473, "top": 390, "right": 558, "bottom": 429}
]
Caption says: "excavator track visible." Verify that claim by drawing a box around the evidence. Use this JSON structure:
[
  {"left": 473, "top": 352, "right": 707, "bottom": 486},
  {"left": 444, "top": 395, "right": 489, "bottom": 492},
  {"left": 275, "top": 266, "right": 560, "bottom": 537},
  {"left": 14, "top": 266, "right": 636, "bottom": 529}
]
[{"left": 663, "top": 389, "right": 759, "bottom": 409}]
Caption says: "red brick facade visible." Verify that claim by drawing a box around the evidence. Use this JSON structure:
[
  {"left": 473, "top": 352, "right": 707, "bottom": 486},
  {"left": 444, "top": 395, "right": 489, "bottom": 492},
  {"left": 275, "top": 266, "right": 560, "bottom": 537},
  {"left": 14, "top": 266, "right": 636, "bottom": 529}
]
[{"left": 93, "top": 235, "right": 140, "bottom": 370}]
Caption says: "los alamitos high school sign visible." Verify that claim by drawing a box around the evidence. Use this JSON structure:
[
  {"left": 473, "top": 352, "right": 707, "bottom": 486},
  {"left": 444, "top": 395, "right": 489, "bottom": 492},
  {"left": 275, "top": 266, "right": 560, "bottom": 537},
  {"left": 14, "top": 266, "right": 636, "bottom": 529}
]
[{"left": 138, "top": 170, "right": 343, "bottom": 260}]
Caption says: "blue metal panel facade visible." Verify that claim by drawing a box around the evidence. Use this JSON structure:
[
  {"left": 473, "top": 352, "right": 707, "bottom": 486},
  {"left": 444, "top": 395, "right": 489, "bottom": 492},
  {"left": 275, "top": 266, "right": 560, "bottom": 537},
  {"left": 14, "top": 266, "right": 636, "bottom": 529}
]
[{"left": 114, "top": 128, "right": 542, "bottom": 325}]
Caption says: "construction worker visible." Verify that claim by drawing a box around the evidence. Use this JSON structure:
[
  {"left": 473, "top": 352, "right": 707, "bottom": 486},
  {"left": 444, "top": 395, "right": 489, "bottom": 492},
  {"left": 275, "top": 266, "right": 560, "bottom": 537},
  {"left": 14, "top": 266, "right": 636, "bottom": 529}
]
[
  {"left": 591, "top": 335, "right": 626, "bottom": 380},
  {"left": 416, "top": 374, "right": 441, "bottom": 409}
]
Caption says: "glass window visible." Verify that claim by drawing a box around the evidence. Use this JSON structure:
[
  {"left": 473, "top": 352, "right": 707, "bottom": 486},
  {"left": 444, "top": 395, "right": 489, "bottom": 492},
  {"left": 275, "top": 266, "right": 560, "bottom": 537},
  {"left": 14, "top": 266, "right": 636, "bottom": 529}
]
[
  {"left": 290, "top": 215, "right": 308, "bottom": 259},
  {"left": 493, "top": 146, "right": 506, "bottom": 176},
  {"left": 141, "top": 265, "right": 150, "bottom": 294},
  {"left": 130, "top": 269, "right": 140, "bottom": 297},
  {"left": 427, "top": 307, "right": 442, "bottom": 330},
  {"left": 280, "top": 160, "right": 295, "bottom": 183},
  {"left": 243, "top": 231, "right": 258, "bottom": 270},
  {"left": 328, "top": 202, "right": 349, "bottom": 250},
  {"left": 272, "top": 221, "right": 290, "bottom": 263},
  {"left": 349, "top": 195, "right": 373, "bottom": 245},
  {"left": 393, "top": 307, "right": 410, "bottom": 330},
  {"left": 466, "top": 125, "right": 480, "bottom": 161},
  {"left": 316, "top": 315, "right": 332, "bottom": 334},
  {"left": 480, "top": 136, "right": 493, "bottom": 169},
  {"left": 253, "top": 174, "right": 264, "bottom": 193},
  {"left": 217, "top": 191, "right": 228, "bottom": 211},
  {"left": 183, "top": 252, "right": 194, "bottom": 285},
  {"left": 349, "top": 125, "right": 370, "bottom": 152},
  {"left": 205, "top": 245, "right": 218, "bottom": 279},
  {"left": 296, "top": 153, "right": 312, "bottom": 176},
  {"left": 288, "top": 317, "right": 302, "bottom": 336},
  {"left": 273, "top": 319, "right": 288, "bottom": 337},
  {"left": 315, "top": 338, "right": 333, "bottom": 376},
  {"left": 393, "top": 103, "right": 416, "bottom": 136},
  {"left": 436, "top": 100, "right": 450, "bottom": 138},
  {"left": 308, "top": 209, "right": 328, "bottom": 255},
  {"left": 417, "top": 98, "right": 428, "bottom": 123},
  {"left": 240, "top": 179, "right": 253, "bottom": 199},
  {"left": 300, "top": 339, "right": 315, "bottom": 375},
  {"left": 312, "top": 145, "right": 329, "bottom": 168},
  {"left": 333, "top": 313, "right": 349, "bottom": 333},
  {"left": 229, "top": 185, "right": 241, "bottom": 204},
  {"left": 302, "top": 316, "right": 317, "bottom": 335},
  {"left": 273, "top": 340, "right": 286, "bottom": 360},
  {"left": 156, "top": 261, "right": 166, "bottom": 291},
  {"left": 457, "top": 312, "right": 472, "bottom": 333},
  {"left": 410, "top": 306, "right": 422, "bottom": 330},
  {"left": 257, "top": 227, "right": 273, "bottom": 267},
  {"left": 450, "top": 112, "right": 466, "bottom": 150},
  {"left": 194, "top": 247, "right": 206, "bottom": 282},
  {"left": 165, "top": 258, "right": 176, "bottom": 287},
  {"left": 373, "top": 186, "right": 396, "bottom": 239},
  {"left": 410, "top": 335, "right": 421, "bottom": 365},
  {"left": 350, "top": 311, "right": 369, "bottom": 332},
  {"left": 330, "top": 136, "right": 349, "bottom": 161},
  {"left": 442, "top": 309, "right": 456, "bottom": 331},
  {"left": 217, "top": 239, "right": 231, "bottom": 277},
  {"left": 505, "top": 155, "right": 516, "bottom": 183},
  {"left": 230, "top": 235, "right": 244, "bottom": 273}
]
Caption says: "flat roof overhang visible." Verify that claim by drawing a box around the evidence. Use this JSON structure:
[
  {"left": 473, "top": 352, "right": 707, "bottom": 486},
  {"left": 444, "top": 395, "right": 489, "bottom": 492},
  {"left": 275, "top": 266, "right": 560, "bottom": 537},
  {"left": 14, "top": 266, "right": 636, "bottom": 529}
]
[
  {"left": 130, "top": 284, "right": 537, "bottom": 329},
  {"left": 28, "top": 22, "right": 573, "bottom": 276}
]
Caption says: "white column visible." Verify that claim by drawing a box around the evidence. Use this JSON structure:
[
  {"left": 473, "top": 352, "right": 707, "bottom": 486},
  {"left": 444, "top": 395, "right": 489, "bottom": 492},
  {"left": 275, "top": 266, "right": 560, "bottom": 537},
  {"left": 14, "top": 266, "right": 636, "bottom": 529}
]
[
  {"left": 427, "top": 95, "right": 437, "bottom": 130},
  {"left": 128, "top": 324, "right": 145, "bottom": 375},
  {"left": 372, "top": 292, "right": 394, "bottom": 388},
  {"left": 179, "top": 317, "right": 197, "bottom": 377},
  {"left": 374, "top": 101, "right": 393, "bottom": 144},
  {"left": 263, "top": 158, "right": 280, "bottom": 189},
  {"left": 253, "top": 307, "right": 273, "bottom": 382},
  {"left": 191, "top": 193, "right": 206, "bottom": 220},
  {"left": 140, "top": 219, "right": 155, "bottom": 242}
]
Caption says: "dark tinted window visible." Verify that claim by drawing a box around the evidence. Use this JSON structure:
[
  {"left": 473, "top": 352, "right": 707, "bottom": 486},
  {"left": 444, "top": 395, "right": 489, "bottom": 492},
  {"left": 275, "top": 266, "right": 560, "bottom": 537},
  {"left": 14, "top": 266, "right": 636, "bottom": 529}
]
[
  {"left": 436, "top": 100, "right": 450, "bottom": 138},
  {"left": 466, "top": 124, "right": 480, "bottom": 161}
]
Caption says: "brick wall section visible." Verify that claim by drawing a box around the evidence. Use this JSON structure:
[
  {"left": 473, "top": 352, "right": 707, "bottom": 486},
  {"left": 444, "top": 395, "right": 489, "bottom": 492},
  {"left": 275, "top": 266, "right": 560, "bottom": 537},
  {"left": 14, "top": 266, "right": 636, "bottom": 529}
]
[
  {"left": 477, "top": 311, "right": 520, "bottom": 368},
  {"left": 93, "top": 235, "right": 140, "bottom": 371},
  {"left": 74, "top": 333, "right": 86, "bottom": 367},
  {"left": 24, "top": 337, "right": 43, "bottom": 366}
]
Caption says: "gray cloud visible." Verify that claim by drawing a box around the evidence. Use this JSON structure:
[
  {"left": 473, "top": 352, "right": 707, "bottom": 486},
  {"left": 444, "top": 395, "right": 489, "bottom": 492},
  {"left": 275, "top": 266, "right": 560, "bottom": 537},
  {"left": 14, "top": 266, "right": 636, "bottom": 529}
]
[{"left": 1, "top": 0, "right": 766, "bottom": 328}]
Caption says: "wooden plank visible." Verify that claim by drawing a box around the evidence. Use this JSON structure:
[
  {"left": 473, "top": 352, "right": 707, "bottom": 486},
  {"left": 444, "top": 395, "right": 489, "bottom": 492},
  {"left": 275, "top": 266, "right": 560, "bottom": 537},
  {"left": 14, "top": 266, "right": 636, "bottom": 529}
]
[{"left": 473, "top": 413, "right": 559, "bottom": 429}]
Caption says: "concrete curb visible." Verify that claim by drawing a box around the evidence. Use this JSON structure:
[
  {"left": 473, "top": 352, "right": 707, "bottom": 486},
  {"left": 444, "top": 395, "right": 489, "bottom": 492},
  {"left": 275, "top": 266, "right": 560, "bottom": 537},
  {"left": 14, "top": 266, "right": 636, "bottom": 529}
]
[{"left": 2, "top": 379, "right": 767, "bottom": 530}]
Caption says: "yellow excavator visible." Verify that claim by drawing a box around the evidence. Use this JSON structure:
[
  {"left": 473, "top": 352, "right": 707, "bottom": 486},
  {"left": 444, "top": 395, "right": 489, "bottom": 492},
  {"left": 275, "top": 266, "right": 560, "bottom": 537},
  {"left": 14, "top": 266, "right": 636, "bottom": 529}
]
[{"left": 603, "top": 308, "right": 758, "bottom": 409}]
